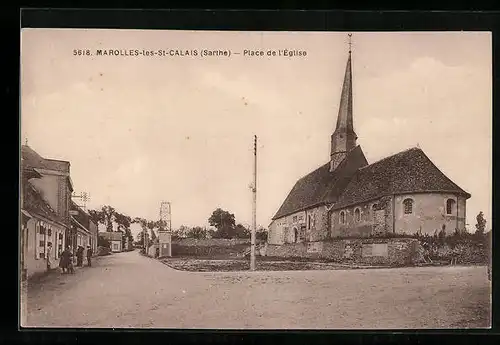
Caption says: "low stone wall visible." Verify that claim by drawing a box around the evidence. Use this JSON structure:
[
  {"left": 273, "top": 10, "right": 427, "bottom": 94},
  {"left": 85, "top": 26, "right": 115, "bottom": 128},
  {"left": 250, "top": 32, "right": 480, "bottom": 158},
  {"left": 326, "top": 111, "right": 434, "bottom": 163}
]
[
  {"left": 173, "top": 238, "right": 252, "bottom": 247},
  {"left": 264, "top": 238, "right": 419, "bottom": 266}
]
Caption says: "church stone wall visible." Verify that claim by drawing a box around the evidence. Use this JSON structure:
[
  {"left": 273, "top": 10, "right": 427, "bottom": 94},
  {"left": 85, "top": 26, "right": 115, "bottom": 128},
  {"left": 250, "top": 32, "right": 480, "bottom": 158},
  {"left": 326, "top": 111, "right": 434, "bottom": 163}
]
[
  {"left": 268, "top": 206, "right": 332, "bottom": 245},
  {"left": 264, "top": 238, "right": 419, "bottom": 266},
  {"left": 268, "top": 210, "right": 307, "bottom": 245},
  {"left": 457, "top": 196, "right": 467, "bottom": 231},
  {"left": 305, "top": 206, "right": 329, "bottom": 242},
  {"left": 330, "top": 196, "right": 394, "bottom": 237},
  {"left": 394, "top": 193, "right": 466, "bottom": 235}
]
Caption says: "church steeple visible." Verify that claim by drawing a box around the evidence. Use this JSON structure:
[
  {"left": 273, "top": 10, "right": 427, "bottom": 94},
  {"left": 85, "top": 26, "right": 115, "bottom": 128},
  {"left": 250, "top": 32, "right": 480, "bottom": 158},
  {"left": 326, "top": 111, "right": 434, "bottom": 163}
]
[{"left": 330, "top": 34, "right": 358, "bottom": 172}]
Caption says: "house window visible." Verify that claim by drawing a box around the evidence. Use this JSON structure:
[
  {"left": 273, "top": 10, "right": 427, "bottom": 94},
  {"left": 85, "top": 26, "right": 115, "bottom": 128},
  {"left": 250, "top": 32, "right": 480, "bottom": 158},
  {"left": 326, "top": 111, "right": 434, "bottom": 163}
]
[
  {"left": 39, "top": 226, "right": 45, "bottom": 234},
  {"left": 340, "top": 211, "right": 345, "bottom": 224},
  {"left": 354, "top": 208, "right": 361, "bottom": 222},
  {"left": 39, "top": 240, "right": 45, "bottom": 248},
  {"left": 48, "top": 229, "right": 52, "bottom": 236},
  {"left": 446, "top": 199, "right": 456, "bottom": 215},
  {"left": 403, "top": 199, "right": 413, "bottom": 214}
]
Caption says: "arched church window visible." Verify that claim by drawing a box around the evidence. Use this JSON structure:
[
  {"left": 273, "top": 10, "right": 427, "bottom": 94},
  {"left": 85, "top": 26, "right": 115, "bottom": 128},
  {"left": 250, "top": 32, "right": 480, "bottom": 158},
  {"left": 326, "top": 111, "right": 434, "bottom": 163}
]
[
  {"left": 354, "top": 208, "right": 361, "bottom": 222},
  {"left": 446, "top": 199, "right": 456, "bottom": 215},
  {"left": 403, "top": 199, "right": 413, "bottom": 214},
  {"left": 340, "top": 211, "right": 345, "bottom": 224}
]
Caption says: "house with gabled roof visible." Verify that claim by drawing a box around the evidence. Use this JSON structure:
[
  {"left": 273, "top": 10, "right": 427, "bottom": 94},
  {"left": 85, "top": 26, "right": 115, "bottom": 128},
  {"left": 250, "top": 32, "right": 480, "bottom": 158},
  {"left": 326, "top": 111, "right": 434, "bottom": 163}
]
[
  {"left": 268, "top": 44, "right": 470, "bottom": 246},
  {"left": 98, "top": 231, "right": 123, "bottom": 252},
  {"left": 21, "top": 154, "right": 70, "bottom": 278}
]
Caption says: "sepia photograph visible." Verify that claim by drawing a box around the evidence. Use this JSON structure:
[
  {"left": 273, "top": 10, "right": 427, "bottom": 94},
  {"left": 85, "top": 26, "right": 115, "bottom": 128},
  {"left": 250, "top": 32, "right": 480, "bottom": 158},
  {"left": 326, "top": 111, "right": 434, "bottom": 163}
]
[{"left": 20, "top": 29, "right": 492, "bottom": 329}]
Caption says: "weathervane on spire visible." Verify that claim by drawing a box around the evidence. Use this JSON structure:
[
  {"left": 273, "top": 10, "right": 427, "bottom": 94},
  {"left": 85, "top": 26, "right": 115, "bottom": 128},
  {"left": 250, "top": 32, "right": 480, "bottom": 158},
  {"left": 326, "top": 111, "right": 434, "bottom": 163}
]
[
  {"left": 348, "top": 33, "right": 352, "bottom": 53},
  {"left": 25, "top": 138, "right": 28, "bottom": 146}
]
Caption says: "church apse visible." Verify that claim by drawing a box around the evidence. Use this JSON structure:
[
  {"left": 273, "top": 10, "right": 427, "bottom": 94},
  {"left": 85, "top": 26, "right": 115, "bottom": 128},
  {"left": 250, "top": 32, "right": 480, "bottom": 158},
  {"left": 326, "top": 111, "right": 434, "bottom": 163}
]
[{"left": 394, "top": 193, "right": 467, "bottom": 235}]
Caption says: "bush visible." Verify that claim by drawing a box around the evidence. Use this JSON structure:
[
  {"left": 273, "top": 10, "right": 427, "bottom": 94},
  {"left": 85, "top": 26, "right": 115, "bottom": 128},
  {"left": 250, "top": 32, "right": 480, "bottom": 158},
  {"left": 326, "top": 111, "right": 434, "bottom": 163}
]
[
  {"left": 256, "top": 231, "right": 268, "bottom": 242},
  {"left": 97, "top": 246, "right": 111, "bottom": 256},
  {"left": 187, "top": 227, "right": 207, "bottom": 239},
  {"left": 415, "top": 231, "right": 489, "bottom": 264}
]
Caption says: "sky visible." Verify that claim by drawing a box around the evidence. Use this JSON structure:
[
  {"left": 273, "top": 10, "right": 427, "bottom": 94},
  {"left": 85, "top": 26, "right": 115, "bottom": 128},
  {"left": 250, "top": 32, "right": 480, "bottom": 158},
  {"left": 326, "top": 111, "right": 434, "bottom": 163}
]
[{"left": 21, "top": 30, "right": 492, "bottom": 239}]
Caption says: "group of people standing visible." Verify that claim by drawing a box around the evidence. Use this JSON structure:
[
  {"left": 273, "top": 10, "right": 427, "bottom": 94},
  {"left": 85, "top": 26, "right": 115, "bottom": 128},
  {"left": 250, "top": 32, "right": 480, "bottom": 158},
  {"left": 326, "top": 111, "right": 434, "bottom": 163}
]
[{"left": 46, "top": 243, "right": 93, "bottom": 274}]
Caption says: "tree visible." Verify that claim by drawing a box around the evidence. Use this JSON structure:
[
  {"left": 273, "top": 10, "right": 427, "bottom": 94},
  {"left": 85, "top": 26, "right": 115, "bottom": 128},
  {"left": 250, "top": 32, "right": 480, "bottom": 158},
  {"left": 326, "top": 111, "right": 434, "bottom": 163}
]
[
  {"left": 88, "top": 209, "right": 104, "bottom": 227},
  {"left": 187, "top": 226, "right": 207, "bottom": 239},
  {"left": 208, "top": 208, "right": 236, "bottom": 230},
  {"left": 475, "top": 211, "right": 487, "bottom": 235},
  {"left": 136, "top": 232, "right": 145, "bottom": 246},
  {"left": 256, "top": 227, "right": 268, "bottom": 241},
  {"left": 147, "top": 220, "right": 155, "bottom": 235},
  {"left": 208, "top": 208, "right": 236, "bottom": 239},
  {"left": 115, "top": 212, "right": 133, "bottom": 249},
  {"left": 134, "top": 217, "right": 150, "bottom": 247},
  {"left": 234, "top": 224, "right": 250, "bottom": 239},
  {"left": 207, "top": 228, "right": 217, "bottom": 239},
  {"left": 150, "top": 229, "right": 157, "bottom": 241},
  {"left": 95, "top": 205, "right": 116, "bottom": 232}
]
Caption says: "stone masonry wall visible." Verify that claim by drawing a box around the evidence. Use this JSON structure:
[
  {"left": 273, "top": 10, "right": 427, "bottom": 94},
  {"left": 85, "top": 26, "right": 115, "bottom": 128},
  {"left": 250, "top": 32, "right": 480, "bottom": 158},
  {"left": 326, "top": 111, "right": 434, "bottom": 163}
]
[{"left": 265, "top": 238, "right": 419, "bottom": 266}]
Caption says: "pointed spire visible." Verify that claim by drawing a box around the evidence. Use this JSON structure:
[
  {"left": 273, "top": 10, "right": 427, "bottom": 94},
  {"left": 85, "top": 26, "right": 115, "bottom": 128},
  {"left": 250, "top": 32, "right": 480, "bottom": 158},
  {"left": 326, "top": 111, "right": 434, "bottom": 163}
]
[
  {"left": 330, "top": 34, "right": 358, "bottom": 172},
  {"left": 335, "top": 35, "right": 355, "bottom": 134}
]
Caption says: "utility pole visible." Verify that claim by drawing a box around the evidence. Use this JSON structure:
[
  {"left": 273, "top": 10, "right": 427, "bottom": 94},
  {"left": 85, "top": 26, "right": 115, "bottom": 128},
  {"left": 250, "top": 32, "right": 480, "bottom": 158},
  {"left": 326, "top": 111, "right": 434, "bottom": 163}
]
[
  {"left": 250, "top": 135, "right": 257, "bottom": 271},
  {"left": 71, "top": 192, "right": 90, "bottom": 212}
]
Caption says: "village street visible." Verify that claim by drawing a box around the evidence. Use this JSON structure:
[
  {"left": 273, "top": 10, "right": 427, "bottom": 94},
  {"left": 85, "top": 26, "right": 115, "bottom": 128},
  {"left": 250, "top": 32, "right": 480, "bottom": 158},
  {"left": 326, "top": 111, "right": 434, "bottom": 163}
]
[{"left": 25, "top": 250, "right": 491, "bottom": 329}]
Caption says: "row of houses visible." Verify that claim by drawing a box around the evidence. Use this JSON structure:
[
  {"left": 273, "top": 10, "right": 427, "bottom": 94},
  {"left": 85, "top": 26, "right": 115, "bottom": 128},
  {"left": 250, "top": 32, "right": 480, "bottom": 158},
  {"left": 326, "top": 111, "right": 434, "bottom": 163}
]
[{"left": 20, "top": 144, "right": 99, "bottom": 279}]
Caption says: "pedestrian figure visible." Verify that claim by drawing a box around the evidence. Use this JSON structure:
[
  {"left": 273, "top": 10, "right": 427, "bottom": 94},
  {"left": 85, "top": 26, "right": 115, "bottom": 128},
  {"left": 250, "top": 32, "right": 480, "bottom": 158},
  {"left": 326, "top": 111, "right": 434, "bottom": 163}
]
[
  {"left": 86, "top": 246, "right": 93, "bottom": 267},
  {"left": 46, "top": 242, "right": 53, "bottom": 272},
  {"left": 76, "top": 246, "right": 84, "bottom": 267},
  {"left": 59, "top": 246, "right": 72, "bottom": 274}
]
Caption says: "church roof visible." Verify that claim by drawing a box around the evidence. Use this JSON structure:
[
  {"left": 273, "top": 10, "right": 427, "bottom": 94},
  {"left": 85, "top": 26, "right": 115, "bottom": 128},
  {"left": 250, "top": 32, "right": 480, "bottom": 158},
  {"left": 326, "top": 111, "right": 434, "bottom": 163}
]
[
  {"left": 333, "top": 147, "right": 471, "bottom": 209},
  {"left": 272, "top": 147, "right": 471, "bottom": 220},
  {"left": 272, "top": 145, "right": 368, "bottom": 220}
]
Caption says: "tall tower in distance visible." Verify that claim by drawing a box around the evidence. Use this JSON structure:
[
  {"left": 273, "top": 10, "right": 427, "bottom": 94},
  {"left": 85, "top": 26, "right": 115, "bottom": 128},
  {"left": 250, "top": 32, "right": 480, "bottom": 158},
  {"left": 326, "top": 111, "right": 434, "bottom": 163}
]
[
  {"left": 330, "top": 33, "right": 358, "bottom": 172},
  {"left": 158, "top": 201, "right": 172, "bottom": 257}
]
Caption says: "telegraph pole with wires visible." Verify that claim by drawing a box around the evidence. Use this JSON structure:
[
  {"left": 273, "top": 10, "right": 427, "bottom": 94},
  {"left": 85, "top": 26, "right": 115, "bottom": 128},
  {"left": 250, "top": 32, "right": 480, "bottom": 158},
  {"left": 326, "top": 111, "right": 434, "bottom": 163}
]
[
  {"left": 72, "top": 192, "right": 90, "bottom": 212},
  {"left": 250, "top": 135, "right": 257, "bottom": 271}
]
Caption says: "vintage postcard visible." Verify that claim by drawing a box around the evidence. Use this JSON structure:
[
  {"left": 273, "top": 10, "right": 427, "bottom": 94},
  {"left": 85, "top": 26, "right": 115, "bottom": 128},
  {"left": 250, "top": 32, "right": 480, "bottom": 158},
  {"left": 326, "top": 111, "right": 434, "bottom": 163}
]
[{"left": 20, "top": 29, "right": 492, "bottom": 329}]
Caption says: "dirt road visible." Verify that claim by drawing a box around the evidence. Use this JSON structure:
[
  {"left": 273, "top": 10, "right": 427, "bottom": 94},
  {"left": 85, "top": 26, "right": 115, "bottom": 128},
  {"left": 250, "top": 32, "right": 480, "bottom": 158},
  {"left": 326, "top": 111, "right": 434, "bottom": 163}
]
[{"left": 25, "top": 250, "right": 491, "bottom": 329}]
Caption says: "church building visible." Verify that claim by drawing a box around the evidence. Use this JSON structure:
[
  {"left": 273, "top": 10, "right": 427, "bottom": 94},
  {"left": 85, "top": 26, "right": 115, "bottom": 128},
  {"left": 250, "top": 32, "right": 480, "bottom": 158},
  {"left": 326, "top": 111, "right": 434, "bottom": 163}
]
[{"left": 268, "top": 41, "right": 470, "bottom": 246}]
